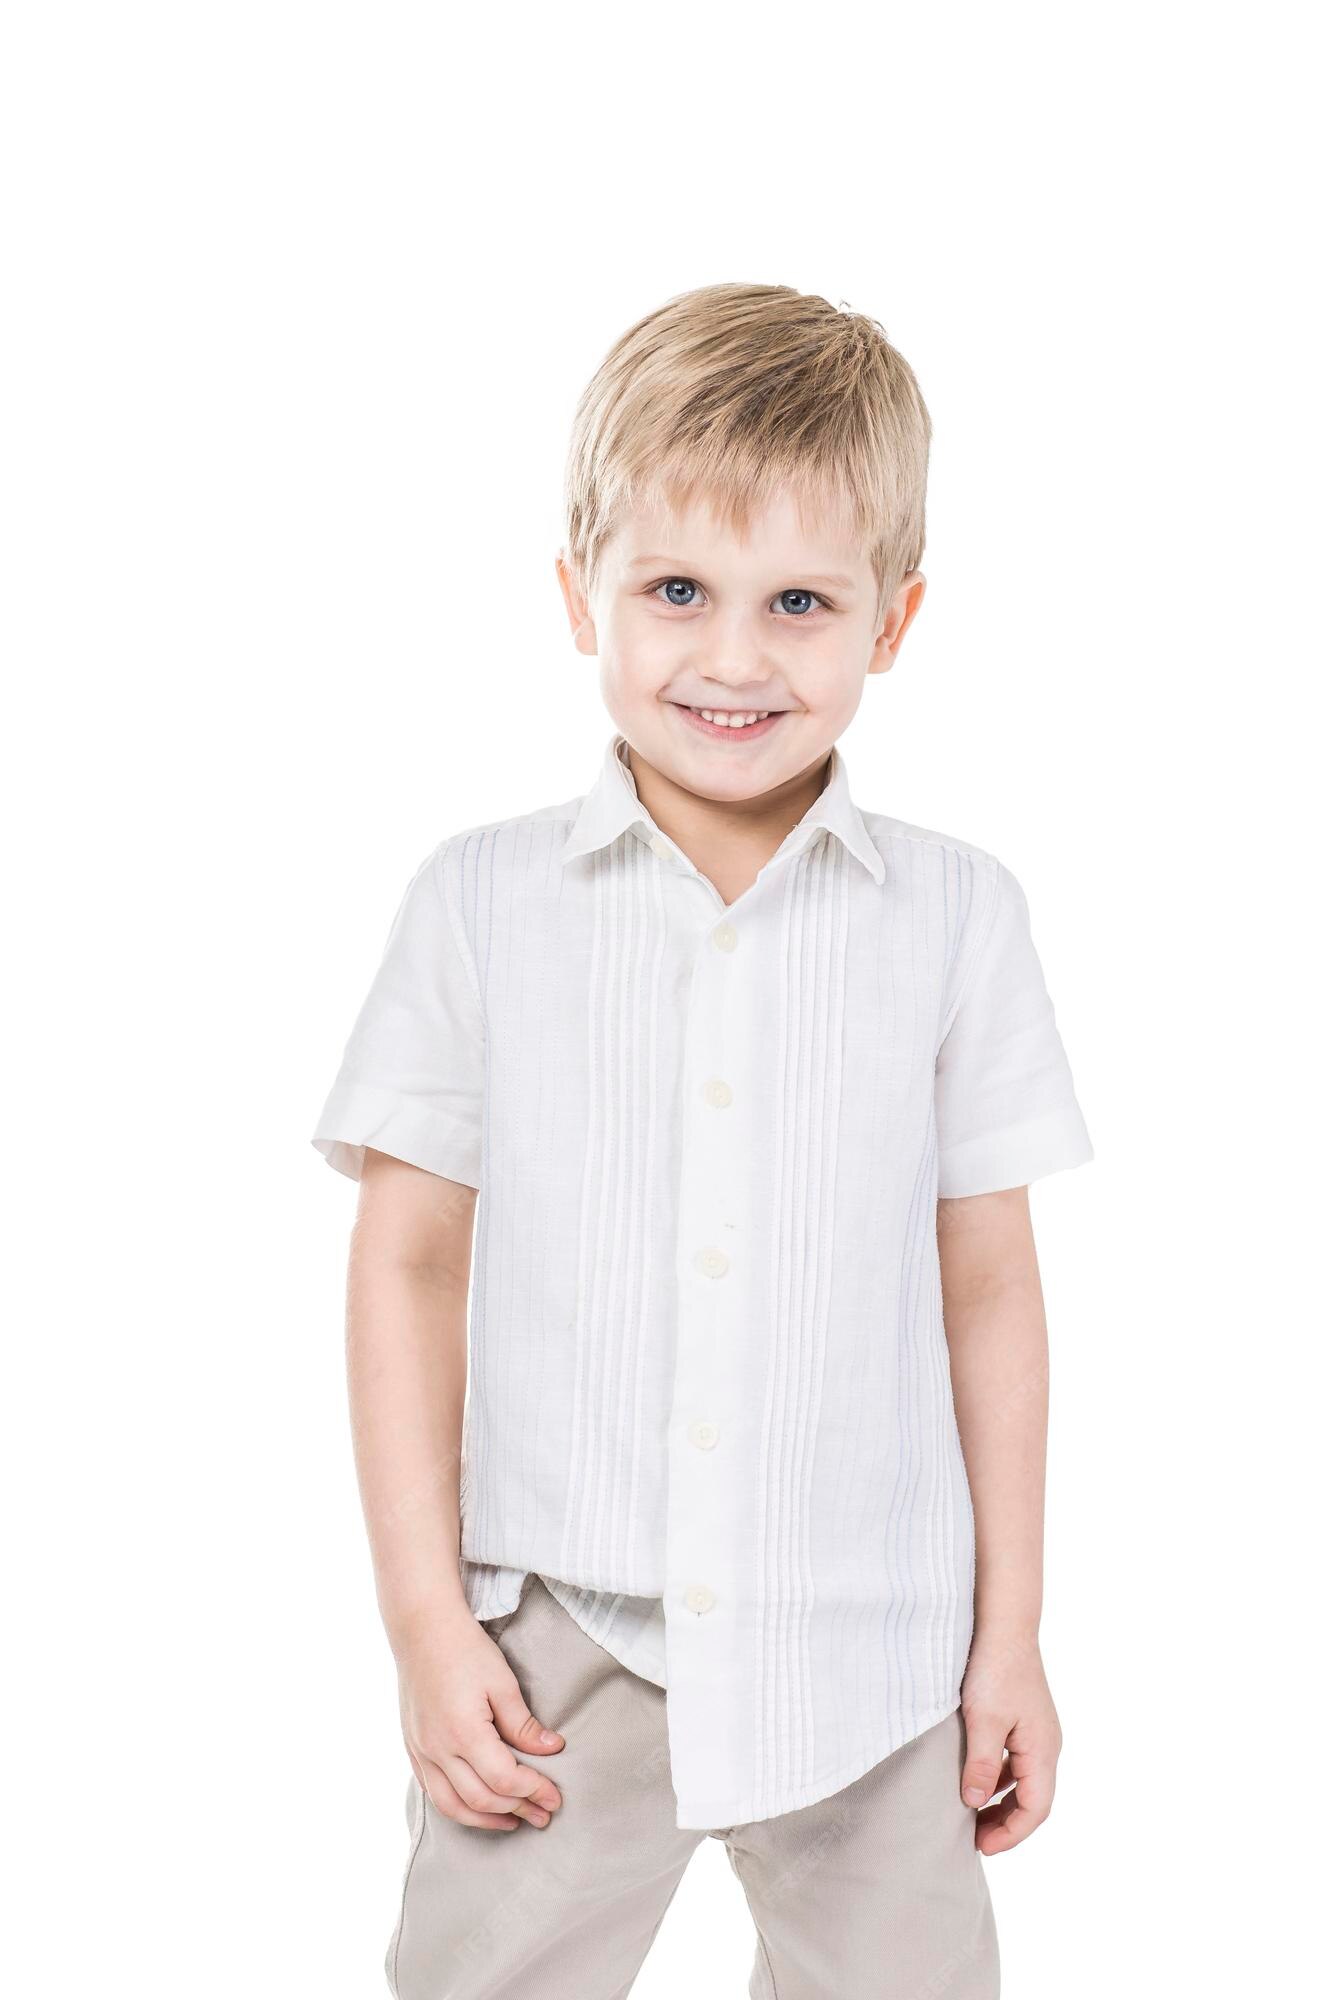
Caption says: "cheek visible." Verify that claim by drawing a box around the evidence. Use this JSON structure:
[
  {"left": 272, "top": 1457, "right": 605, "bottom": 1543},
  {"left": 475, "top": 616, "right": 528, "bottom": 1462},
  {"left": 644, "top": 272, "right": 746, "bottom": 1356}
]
[
  {"left": 791, "top": 664, "right": 874, "bottom": 735},
  {"left": 785, "top": 631, "right": 865, "bottom": 690},
  {"left": 602, "top": 615, "right": 687, "bottom": 686}
]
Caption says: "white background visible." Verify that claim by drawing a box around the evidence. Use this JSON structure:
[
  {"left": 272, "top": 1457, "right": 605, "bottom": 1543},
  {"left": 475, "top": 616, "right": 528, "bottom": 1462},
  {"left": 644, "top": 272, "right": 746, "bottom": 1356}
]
[{"left": 4, "top": 3, "right": 1327, "bottom": 1993}]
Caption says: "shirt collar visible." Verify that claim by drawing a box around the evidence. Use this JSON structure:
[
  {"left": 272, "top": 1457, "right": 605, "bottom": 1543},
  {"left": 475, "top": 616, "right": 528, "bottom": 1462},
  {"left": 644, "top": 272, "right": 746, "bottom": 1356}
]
[{"left": 560, "top": 730, "right": 886, "bottom": 885}]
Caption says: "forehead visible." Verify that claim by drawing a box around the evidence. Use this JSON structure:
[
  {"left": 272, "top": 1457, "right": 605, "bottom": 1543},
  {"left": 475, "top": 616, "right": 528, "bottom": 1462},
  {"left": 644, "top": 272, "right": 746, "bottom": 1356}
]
[{"left": 609, "top": 483, "right": 869, "bottom": 583}]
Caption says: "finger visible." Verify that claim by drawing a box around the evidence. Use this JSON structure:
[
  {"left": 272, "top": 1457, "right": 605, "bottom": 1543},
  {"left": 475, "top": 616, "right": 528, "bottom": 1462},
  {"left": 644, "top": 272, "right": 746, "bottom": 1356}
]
[
  {"left": 961, "top": 1711, "right": 1010, "bottom": 1808},
  {"left": 443, "top": 1753, "right": 554, "bottom": 1827},
  {"left": 984, "top": 1751, "right": 1017, "bottom": 1800},
  {"left": 491, "top": 1683, "right": 566, "bottom": 1756},
  {"left": 419, "top": 1758, "right": 521, "bottom": 1831},
  {"left": 975, "top": 1761, "right": 1055, "bottom": 1854},
  {"left": 469, "top": 1735, "right": 563, "bottom": 1814}
]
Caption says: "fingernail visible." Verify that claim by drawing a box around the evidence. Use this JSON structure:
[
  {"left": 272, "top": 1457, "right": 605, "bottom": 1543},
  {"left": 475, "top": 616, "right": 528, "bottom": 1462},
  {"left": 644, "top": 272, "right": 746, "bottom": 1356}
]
[
  {"left": 540, "top": 1730, "right": 560, "bottom": 1746},
  {"left": 964, "top": 1786, "right": 987, "bottom": 1805}
]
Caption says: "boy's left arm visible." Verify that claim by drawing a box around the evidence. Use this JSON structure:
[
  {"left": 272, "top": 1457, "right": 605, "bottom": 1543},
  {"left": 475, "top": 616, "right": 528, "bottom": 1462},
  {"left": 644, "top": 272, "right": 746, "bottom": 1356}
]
[{"left": 939, "top": 1184, "right": 1061, "bottom": 1855}]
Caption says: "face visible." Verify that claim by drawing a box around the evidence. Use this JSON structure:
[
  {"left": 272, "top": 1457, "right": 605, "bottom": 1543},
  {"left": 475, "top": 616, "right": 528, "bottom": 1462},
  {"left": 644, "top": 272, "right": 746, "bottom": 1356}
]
[{"left": 556, "top": 484, "right": 924, "bottom": 807}]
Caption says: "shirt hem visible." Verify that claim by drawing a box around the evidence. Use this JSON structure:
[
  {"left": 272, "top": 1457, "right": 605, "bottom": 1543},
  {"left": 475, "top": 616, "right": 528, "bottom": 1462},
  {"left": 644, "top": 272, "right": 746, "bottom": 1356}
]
[
  {"left": 670, "top": 1697, "right": 963, "bottom": 1830},
  {"left": 539, "top": 1576, "right": 668, "bottom": 1687},
  {"left": 460, "top": 1549, "right": 665, "bottom": 1599}
]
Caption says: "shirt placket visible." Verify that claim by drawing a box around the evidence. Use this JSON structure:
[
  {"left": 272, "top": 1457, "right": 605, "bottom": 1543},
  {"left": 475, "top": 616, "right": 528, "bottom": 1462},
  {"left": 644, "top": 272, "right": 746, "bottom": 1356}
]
[{"left": 643, "top": 820, "right": 808, "bottom": 1819}]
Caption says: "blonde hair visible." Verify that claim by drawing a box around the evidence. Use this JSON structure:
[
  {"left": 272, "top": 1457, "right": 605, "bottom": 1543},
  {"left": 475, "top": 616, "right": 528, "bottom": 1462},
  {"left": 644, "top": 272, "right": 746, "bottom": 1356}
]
[{"left": 563, "top": 282, "right": 931, "bottom": 623}]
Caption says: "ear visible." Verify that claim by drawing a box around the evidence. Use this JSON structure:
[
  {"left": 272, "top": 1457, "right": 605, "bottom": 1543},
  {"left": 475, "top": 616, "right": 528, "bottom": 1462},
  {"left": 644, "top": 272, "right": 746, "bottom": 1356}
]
[
  {"left": 555, "top": 550, "right": 597, "bottom": 656},
  {"left": 867, "top": 570, "right": 926, "bottom": 676}
]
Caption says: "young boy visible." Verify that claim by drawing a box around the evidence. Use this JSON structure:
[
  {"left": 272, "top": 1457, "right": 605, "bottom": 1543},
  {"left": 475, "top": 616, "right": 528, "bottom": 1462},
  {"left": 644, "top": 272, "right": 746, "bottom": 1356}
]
[{"left": 312, "top": 281, "right": 1093, "bottom": 1999}]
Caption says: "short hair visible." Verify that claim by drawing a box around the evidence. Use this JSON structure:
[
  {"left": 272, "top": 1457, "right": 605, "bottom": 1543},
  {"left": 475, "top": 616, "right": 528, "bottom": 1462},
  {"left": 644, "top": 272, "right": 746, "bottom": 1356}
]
[{"left": 563, "top": 282, "right": 931, "bottom": 623}]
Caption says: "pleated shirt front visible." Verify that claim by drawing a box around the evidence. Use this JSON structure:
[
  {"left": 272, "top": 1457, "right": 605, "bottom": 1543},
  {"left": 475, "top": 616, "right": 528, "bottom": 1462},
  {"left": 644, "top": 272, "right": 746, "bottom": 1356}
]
[{"left": 312, "top": 730, "right": 1093, "bottom": 1828}]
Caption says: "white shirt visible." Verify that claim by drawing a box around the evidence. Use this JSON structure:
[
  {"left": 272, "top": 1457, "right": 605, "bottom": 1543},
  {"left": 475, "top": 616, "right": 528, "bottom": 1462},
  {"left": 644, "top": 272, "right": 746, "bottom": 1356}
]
[{"left": 312, "top": 730, "right": 1092, "bottom": 1827}]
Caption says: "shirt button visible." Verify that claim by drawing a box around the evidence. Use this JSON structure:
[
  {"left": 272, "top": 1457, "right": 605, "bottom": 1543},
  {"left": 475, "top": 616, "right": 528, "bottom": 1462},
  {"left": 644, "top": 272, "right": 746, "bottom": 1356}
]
[
  {"left": 649, "top": 833, "right": 673, "bottom": 859},
  {"left": 703, "top": 1077, "right": 733, "bottom": 1109},
  {"left": 695, "top": 1245, "right": 729, "bottom": 1278},
  {"left": 683, "top": 1584, "right": 717, "bottom": 1614},
  {"left": 688, "top": 1418, "right": 720, "bottom": 1449},
  {"left": 712, "top": 921, "right": 738, "bottom": 952}
]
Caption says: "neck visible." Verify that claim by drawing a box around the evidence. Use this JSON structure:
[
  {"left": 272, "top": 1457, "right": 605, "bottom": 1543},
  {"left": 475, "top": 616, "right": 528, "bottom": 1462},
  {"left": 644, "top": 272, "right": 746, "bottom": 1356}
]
[{"left": 624, "top": 740, "right": 832, "bottom": 879}]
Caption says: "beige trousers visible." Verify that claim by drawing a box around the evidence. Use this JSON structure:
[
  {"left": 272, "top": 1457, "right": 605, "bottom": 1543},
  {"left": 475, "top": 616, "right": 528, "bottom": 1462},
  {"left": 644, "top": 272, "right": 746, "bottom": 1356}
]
[{"left": 387, "top": 1574, "right": 999, "bottom": 1999}]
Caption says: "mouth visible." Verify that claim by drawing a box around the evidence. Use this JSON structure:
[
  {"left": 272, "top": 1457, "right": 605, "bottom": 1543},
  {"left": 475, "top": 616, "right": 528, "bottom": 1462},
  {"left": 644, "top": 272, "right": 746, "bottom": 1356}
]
[{"left": 667, "top": 702, "right": 791, "bottom": 742}]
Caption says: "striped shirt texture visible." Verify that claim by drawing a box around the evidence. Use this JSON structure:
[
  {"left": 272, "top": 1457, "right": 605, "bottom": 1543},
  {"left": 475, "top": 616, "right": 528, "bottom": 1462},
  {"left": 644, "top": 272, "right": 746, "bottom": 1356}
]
[{"left": 312, "top": 730, "right": 1093, "bottom": 1827}]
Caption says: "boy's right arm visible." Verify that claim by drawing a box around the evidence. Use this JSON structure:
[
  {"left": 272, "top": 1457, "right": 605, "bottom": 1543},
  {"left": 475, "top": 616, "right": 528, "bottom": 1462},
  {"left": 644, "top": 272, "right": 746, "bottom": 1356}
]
[{"left": 346, "top": 1147, "right": 564, "bottom": 1831}]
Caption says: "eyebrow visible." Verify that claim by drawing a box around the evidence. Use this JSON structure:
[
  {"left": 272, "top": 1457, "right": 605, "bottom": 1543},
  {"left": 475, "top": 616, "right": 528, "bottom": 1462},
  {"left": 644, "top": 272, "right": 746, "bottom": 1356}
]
[{"left": 625, "top": 555, "right": 857, "bottom": 589}]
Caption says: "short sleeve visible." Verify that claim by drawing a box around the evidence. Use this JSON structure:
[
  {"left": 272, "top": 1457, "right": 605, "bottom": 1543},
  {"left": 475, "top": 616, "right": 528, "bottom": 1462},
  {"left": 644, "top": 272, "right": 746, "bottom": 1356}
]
[
  {"left": 934, "top": 859, "right": 1093, "bottom": 1198},
  {"left": 310, "top": 841, "right": 486, "bottom": 1187}
]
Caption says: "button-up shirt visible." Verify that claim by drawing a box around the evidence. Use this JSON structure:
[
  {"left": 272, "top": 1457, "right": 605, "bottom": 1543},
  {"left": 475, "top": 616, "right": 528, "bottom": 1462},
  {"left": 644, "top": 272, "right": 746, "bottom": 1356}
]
[{"left": 312, "top": 730, "right": 1093, "bottom": 1827}]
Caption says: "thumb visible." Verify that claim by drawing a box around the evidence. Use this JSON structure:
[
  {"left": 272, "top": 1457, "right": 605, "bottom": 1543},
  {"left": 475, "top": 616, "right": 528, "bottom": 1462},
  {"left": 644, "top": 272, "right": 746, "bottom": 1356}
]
[
  {"left": 961, "top": 1711, "right": 1006, "bottom": 1807},
  {"left": 490, "top": 1682, "right": 565, "bottom": 1754}
]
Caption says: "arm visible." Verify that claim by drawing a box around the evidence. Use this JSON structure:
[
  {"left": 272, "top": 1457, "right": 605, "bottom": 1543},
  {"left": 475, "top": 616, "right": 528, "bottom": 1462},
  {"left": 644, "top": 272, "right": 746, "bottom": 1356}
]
[
  {"left": 938, "top": 1184, "right": 1061, "bottom": 1855},
  {"left": 346, "top": 1147, "right": 564, "bottom": 1831}
]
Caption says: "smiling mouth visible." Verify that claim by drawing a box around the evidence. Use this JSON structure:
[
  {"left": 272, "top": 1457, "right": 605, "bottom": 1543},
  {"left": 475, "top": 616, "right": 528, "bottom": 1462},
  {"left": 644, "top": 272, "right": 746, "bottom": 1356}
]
[{"left": 668, "top": 702, "right": 792, "bottom": 739}]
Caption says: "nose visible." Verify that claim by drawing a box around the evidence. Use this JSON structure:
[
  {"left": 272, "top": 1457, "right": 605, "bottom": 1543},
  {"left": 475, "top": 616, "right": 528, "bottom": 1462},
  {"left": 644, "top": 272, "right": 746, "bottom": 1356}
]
[
  {"left": 692, "top": 651, "right": 780, "bottom": 703},
  {"left": 684, "top": 604, "right": 788, "bottom": 705}
]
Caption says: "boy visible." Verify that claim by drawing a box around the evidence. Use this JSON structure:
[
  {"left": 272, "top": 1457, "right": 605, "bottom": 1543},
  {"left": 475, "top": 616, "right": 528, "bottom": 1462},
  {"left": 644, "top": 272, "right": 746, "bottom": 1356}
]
[{"left": 312, "top": 281, "right": 1093, "bottom": 1999}]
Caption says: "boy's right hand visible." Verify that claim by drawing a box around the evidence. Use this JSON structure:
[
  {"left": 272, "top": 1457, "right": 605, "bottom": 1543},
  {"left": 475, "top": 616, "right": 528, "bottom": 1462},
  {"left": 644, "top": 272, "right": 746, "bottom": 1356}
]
[{"left": 396, "top": 1608, "right": 565, "bottom": 1831}]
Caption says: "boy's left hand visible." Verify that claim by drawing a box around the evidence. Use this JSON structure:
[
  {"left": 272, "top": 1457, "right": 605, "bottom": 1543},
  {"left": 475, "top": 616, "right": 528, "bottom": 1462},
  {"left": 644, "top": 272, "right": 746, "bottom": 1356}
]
[{"left": 959, "top": 1634, "right": 1061, "bottom": 1854}]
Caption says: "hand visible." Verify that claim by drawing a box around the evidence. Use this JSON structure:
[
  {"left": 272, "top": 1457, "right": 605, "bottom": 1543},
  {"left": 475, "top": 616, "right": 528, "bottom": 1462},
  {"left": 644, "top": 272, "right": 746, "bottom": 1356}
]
[
  {"left": 959, "top": 1630, "right": 1061, "bottom": 1854},
  {"left": 396, "top": 1606, "right": 566, "bottom": 1831}
]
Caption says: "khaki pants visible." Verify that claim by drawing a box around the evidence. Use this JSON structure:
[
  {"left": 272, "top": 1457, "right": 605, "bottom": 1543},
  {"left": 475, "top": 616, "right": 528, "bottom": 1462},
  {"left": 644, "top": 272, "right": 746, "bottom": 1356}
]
[{"left": 387, "top": 1575, "right": 998, "bottom": 1999}]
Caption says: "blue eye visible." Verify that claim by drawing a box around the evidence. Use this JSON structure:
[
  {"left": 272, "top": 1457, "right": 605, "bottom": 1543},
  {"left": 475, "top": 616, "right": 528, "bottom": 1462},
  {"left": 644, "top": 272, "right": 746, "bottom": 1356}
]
[{"left": 651, "top": 579, "right": 830, "bottom": 615}]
